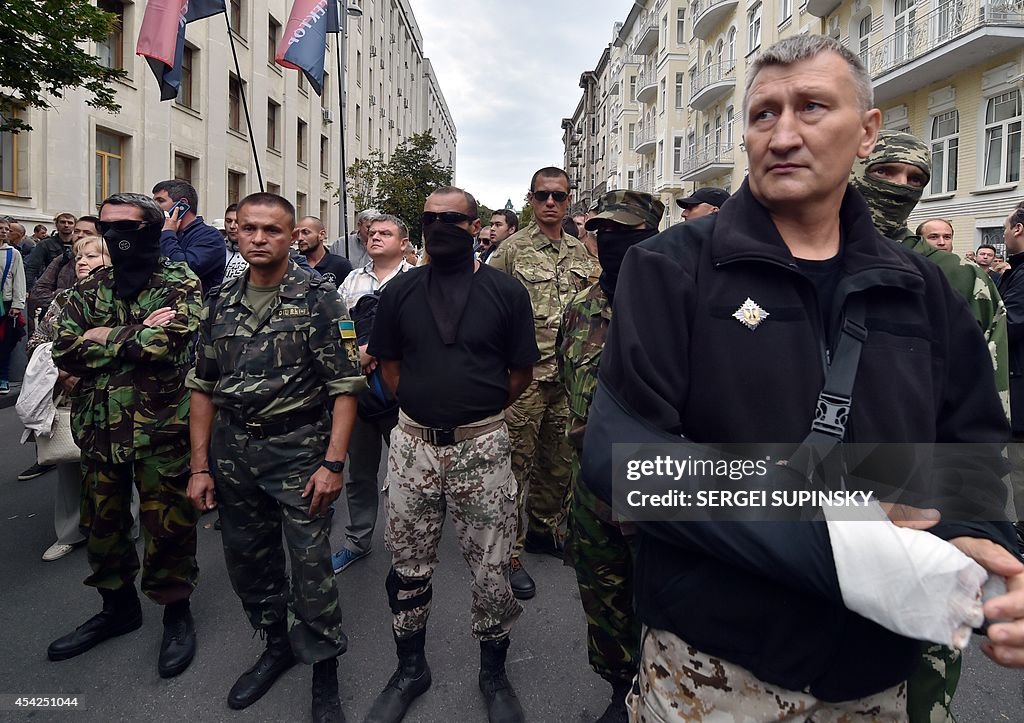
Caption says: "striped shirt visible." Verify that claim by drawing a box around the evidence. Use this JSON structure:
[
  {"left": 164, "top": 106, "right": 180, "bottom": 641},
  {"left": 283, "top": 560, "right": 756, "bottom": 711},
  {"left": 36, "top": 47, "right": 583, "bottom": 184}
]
[{"left": 338, "top": 259, "right": 413, "bottom": 312}]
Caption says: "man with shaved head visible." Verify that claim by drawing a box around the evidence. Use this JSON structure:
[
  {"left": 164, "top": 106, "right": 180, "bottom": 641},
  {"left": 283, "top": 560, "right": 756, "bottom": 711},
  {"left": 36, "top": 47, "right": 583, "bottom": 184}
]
[{"left": 295, "top": 216, "right": 352, "bottom": 286}]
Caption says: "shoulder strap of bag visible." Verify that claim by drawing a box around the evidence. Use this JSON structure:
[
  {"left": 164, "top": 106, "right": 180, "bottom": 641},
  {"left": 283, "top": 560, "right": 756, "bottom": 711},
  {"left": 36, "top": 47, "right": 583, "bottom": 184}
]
[{"left": 0, "top": 248, "right": 13, "bottom": 316}]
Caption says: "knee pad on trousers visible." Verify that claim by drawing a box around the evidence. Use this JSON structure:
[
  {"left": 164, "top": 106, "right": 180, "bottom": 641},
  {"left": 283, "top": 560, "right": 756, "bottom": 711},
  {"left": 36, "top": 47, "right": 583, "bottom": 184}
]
[{"left": 385, "top": 567, "right": 432, "bottom": 615}]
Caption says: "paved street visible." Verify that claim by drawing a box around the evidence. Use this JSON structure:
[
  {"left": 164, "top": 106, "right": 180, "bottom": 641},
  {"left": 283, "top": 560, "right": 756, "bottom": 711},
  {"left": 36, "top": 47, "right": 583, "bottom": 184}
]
[{"left": 0, "top": 404, "right": 1021, "bottom": 721}]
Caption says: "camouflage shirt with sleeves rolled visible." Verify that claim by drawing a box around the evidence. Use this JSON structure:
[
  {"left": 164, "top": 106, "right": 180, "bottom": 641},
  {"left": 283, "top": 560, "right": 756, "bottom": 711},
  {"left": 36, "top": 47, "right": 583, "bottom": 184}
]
[
  {"left": 52, "top": 260, "right": 202, "bottom": 464},
  {"left": 186, "top": 261, "right": 365, "bottom": 419},
  {"left": 489, "top": 222, "right": 598, "bottom": 381}
]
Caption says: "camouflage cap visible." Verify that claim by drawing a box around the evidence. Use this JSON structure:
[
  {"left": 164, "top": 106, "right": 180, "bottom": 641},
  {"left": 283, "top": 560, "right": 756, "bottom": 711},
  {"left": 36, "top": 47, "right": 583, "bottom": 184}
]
[
  {"left": 585, "top": 190, "right": 665, "bottom": 230},
  {"left": 853, "top": 129, "right": 931, "bottom": 183}
]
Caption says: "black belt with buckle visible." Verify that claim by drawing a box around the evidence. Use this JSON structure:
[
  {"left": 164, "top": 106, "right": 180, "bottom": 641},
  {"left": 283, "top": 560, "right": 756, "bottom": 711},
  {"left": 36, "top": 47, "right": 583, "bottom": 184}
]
[{"left": 227, "top": 407, "right": 325, "bottom": 440}]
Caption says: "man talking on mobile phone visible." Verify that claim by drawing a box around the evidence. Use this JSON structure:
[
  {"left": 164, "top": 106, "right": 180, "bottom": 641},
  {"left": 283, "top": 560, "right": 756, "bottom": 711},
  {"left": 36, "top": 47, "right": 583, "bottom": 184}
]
[{"left": 153, "top": 180, "right": 227, "bottom": 296}]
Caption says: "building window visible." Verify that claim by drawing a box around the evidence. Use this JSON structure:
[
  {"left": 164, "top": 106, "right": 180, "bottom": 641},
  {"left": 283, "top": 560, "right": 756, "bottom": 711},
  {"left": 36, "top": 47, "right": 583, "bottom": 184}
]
[
  {"left": 176, "top": 45, "right": 196, "bottom": 109},
  {"left": 675, "top": 72, "right": 684, "bottom": 108},
  {"left": 673, "top": 136, "right": 683, "bottom": 173},
  {"left": 356, "top": 51, "right": 362, "bottom": 84},
  {"left": 629, "top": 76, "right": 636, "bottom": 102},
  {"left": 296, "top": 192, "right": 307, "bottom": 218},
  {"left": 297, "top": 119, "right": 308, "bottom": 165},
  {"left": 983, "top": 90, "right": 1022, "bottom": 186},
  {"left": 687, "top": 129, "right": 696, "bottom": 158},
  {"left": 628, "top": 123, "right": 636, "bottom": 149},
  {"left": 298, "top": 70, "right": 308, "bottom": 95},
  {"left": 0, "top": 120, "right": 15, "bottom": 196},
  {"left": 95, "top": 129, "right": 123, "bottom": 202},
  {"left": 747, "top": 3, "right": 762, "bottom": 53},
  {"left": 628, "top": 170, "right": 635, "bottom": 188},
  {"left": 319, "top": 200, "right": 329, "bottom": 224},
  {"left": 657, "top": 140, "right": 664, "bottom": 178},
  {"left": 858, "top": 14, "right": 872, "bottom": 70},
  {"left": 267, "top": 182, "right": 280, "bottom": 195},
  {"left": 727, "top": 27, "right": 737, "bottom": 63},
  {"left": 230, "top": 0, "right": 244, "bottom": 37},
  {"left": 930, "top": 110, "right": 958, "bottom": 194},
  {"left": 96, "top": 0, "right": 125, "bottom": 70},
  {"left": 322, "top": 73, "right": 330, "bottom": 108},
  {"left": 726, "top": 106, "right": 735, "bottom": 146},
  {"left": 894, "top": 0, "right": 916, "bottom": 63},
  {"left": 981, "top": 227, "right": 1007, "bottom": 258},
  {"left": 268, "top": 16, "right": 280, "bottom": 66},
  {"left": 660, "top": 79, "right": 666, "bottom": 111},
  {"left": 320, "top": 135, "right": 330, "bottom": 174},
  {"left": 267, "top": 100, "right": 280, "bottom": 151},
  {"left": 676, "top": 8, "right": 686, "bottom": 45},
  {"left": 780, "top": 0, "right": 792, "bottom": 23},
  {"left": 228, "top": 74, "right": 243, "bottom": 132},
  {"left": 174, "top": 153, "right": 194, "bottom": 184},
  {"left": 355, "top": 104, "right": 362, "bottom": 139},
  {"left": 227, "top": 170, "right": 244, "bottom": 205}
]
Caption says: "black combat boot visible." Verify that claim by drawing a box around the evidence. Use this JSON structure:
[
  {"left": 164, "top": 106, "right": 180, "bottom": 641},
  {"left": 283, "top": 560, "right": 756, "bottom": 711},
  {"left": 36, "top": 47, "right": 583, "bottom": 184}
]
[
  {"left": 479, "top": 637, "right": 524, "bottom": 723},
  {"left": 365, "top": 629, "right": 431, "bottom": 723},
  {"left": 158, "top": 599, "right": 196, "bottom": 678},
  {"left": 311, "top": 656, "right": 345, "bottom": 723},
  {"left": 47, "top": 586, "right": 143, "bottom": 661},
  {"left": 227, "top": 621, "right": 296, "bottom": 709},
  {"left": 594, "top": 678, "right": 631, "bottom": 723}
]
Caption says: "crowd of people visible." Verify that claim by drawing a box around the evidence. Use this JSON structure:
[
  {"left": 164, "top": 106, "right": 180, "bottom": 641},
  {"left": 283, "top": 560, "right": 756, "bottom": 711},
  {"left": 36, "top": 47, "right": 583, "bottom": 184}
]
[{"left": 8, "top": 33, "right": 1024, "bottom": 723}]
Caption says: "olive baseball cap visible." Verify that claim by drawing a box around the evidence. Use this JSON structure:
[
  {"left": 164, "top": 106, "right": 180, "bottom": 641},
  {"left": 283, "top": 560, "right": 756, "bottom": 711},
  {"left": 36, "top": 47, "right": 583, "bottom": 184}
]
[{"left": 585, "top": 190, "right": 665, "bottom": 230}]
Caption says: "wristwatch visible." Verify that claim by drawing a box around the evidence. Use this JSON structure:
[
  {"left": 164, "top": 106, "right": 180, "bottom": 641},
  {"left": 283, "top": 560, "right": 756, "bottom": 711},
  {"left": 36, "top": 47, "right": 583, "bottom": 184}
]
[{"left": 322, "top": 459, "right": 345, "bottom": 473}]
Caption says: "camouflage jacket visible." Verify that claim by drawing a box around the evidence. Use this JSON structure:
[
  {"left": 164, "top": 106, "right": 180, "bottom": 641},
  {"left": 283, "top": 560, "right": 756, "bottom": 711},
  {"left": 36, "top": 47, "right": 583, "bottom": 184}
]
[
  {"left": 186, "top": 262, "right": 365, "bottom": 421},
  {"left": 556, "top": 282, "right": 615, "bottom": 519},
  {"left": 490, "top": 222, "right": 598, "bottom": 380},
  {"left": 898, "top": 232, "right": 1010, "bottom": 420},
  {"left": 52, "top": 260, "right": 202, "bottom": 463}
]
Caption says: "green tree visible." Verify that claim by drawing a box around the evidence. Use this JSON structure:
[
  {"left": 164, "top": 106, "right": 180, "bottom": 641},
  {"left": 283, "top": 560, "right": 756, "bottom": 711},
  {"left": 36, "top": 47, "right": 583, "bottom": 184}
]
[
  {"left": 375, "top": 132, "right": 453, "bottom": 245},
  {"left": 0, "top": 0, "right": 125, "bottom": 133},
  {"left": 519, "top": 194, "right": 535, "bottom": 228},
  {"left": 345, "top": 150, "right": 386, "bottom": 216},
  {"left": 477, "top": 202, "right": 494, "bottom": 228}
]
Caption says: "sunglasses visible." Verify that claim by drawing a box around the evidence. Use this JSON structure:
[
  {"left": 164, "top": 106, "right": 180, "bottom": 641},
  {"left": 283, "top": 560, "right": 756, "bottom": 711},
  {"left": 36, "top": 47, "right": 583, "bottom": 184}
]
[
  {"left": 96, "top": 220, "right": 159, "bottom": 235},
  {"left": 531, "top": 190, "right": 569, "bottom": 203},
  {"left": 421, "top": 211, "right": 475, "bottom": 226}
]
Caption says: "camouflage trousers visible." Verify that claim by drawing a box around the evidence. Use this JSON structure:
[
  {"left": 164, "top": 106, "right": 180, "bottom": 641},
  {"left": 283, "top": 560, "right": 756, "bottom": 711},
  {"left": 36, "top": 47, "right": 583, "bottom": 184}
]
[
  {"left": 505, "top": 378, "right": 574, "bottom": 555},
  {"left": 629, "top": 627, "right": 908, "bottom": 722},
  {"left": 384, "top": 411, "right": 522, "bottom": 641},
  {"left": 80, "top": 447, "right": 198, "bottom": 605},
  {"left": 568, "top": 479, "right": 640, "bottom": 686},
  {"left": 906, "top": 644, "right": 961, "bottom": 723},
  {"left": 212, "top": 417, "right": 347, "bottom": 665}
]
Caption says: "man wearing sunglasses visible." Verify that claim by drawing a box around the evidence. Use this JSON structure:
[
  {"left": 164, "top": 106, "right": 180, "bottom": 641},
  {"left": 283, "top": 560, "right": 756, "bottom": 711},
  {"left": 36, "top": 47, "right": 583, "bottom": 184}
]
[
  {"left": 489, "top": 166, "right": 598, "bottom": 600},
  {"left": 49, "top": 192, "right": 203, "bottom": 680},
  {"left": 365, "top": 187, "right": 538, "bottom": 723}
]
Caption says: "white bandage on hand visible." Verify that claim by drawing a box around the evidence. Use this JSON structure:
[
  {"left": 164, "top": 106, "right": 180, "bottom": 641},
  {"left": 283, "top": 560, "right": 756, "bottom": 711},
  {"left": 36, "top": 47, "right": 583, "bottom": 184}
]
[{"left": 824, "top": 501, "right": 987, "bottom": 648}]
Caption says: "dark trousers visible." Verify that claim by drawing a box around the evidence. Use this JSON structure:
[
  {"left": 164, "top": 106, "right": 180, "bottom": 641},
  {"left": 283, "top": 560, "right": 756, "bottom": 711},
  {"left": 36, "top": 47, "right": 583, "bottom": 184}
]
[{"left": 341, "top": 413, "right": 397, "bottom": 554}]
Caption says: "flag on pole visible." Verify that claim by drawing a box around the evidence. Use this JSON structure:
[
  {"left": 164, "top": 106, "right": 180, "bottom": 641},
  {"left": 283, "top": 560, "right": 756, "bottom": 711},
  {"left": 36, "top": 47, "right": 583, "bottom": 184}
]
[
  {"left": 137, "top": 0, "right": 226, "bottom": 101},
  {"left": 276, "top": 0, "right": 339, "bottom": 97}
]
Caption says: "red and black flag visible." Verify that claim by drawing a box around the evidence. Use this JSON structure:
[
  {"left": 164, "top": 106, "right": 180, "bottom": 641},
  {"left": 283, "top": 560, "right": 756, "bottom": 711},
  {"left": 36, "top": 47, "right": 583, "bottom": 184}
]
[
  {"left": 137, "top": 0, "right": 226, "bottom": 101},
  {"left": 276, "top": 0, "right": 340, "bottom": 97}
]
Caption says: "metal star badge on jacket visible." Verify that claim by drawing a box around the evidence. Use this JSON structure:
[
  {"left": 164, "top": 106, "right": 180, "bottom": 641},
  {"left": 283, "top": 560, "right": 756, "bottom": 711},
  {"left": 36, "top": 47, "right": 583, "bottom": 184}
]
[{"left": 733, "top": 298, "right": 769, "bottom": 330}]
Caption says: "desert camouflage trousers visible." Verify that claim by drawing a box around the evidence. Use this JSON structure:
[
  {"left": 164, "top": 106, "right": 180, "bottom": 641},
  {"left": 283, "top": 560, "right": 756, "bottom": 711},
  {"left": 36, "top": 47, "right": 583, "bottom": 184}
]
[
  {"left": 505, "top": 378, "right": 574, "bottom": 555},
  {"left": 81, "top": 447, "right": 198, "bottom": 605},
  {"left": 384, "top": 412, "right": 522, "bottom": 641},
  {"left": 629, "top": 627, "right": 908, "bottom": 722},
  {"left": 212, "top": 416, "right": 346, "bottom": 664}
]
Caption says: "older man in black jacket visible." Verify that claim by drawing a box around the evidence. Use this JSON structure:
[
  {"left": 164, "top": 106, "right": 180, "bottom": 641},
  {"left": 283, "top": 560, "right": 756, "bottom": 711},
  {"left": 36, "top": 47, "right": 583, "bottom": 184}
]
[{"left": 584, "top": 34, "right": 1024, "bottom": 720}]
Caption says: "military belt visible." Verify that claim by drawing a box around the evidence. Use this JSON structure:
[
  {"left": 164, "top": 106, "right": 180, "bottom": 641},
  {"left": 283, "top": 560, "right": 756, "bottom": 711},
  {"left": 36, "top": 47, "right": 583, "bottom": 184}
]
[
  {"left": 398, "top": 412, "right": 505, "bottom": 447},
  {"left": 227, "top": 407, "right": 325, "bottom": 440}
]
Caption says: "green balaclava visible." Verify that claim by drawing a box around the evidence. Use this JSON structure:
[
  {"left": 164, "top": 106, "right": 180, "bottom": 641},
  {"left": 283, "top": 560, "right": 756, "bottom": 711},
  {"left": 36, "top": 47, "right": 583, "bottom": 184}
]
[{"left": 849, "top": 129, "right": 931, "bottom": 240}]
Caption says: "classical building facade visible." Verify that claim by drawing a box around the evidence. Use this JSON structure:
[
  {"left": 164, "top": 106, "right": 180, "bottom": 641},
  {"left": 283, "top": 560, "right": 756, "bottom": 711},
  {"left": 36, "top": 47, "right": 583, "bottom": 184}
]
[
  {"left": 0, "top": 0, "right": 456, "bottom": 238},
  {"left": 565, "top": 0, "right": 1024, "bottom": 251}
]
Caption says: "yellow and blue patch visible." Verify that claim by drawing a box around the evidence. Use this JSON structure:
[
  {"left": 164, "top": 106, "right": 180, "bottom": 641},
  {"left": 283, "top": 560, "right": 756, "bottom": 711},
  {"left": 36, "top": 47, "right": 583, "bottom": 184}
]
[{"left": 338, "top": 319, "right": 357, "bottom": 340}]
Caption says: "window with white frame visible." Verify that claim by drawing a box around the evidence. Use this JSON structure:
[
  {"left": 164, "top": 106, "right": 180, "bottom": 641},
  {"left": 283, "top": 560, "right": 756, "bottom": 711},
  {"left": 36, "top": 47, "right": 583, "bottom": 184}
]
[
  {"left": 703, "top": 120, "right": 711, "bottom": 151},
  {"left": 727, "top": 27, "right": 736, "bottom": 63},
  {"left": 687, "top": 129, "right": 696, "bottom": 159},
  {"left": 676, "top": 8, "right": 686, "bottom": 45},
  {"left": 983, "top": 90, "right": 1022, "bottom": 186},
  {"left": 858, "top": 14, "right": 872, "bottom": 70},
  {"left": 726, "top": 106, "right": 735, "bottom": 147},
  {"left": 747, "top": 3, "right": 762, "bottom": 53},
  {"left": 980, "top": 227, "right": 1006, "bottom": 258},
  {"left": 930, "top": 109, "right": 958, "bottom": 194},
  {"left": 675, "top": 72, "right": 685, "bottom": 108},
  {"left": 674, "top": 136, "right": 684, "bottom": 173},
  {"left": 893, "top": 0, "right": 916, "bottom": 63},
  {"left": 780, "top": 0, "right": 792, "bottom": 23}
]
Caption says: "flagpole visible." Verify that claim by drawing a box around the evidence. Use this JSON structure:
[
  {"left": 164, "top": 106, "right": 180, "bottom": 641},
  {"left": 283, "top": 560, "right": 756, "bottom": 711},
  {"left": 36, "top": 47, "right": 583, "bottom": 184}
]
[
  {"left": 335, "top": 1, "right": 350, "bottom": 255},
  {"left": 224, "top": 13, "right": 265, "bottom": 192}
]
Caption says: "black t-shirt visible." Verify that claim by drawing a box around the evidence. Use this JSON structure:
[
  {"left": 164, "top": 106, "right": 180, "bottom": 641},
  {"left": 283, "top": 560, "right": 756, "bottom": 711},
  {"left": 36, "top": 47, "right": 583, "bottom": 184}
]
[
  {"left": 795, "top": 252, "right": 843, "bottom": 345},
  {"left": 368, "top": 264, "right": 540, "bottom": 427},
  {"left": 313, "top": 252, "right": 353, "bottom": 287}
]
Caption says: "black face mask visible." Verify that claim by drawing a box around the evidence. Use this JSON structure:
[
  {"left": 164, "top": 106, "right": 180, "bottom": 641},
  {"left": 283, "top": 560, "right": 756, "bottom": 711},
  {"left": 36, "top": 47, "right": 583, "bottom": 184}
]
[
  {"left": 597, "top": 227, "right": 659, "bottom": 300},
  {"left": 422, "top": 222, "right": 476, "bottom": 344},
  {"left": 104, "top": 222, "right": 163, "bottom": 299}
]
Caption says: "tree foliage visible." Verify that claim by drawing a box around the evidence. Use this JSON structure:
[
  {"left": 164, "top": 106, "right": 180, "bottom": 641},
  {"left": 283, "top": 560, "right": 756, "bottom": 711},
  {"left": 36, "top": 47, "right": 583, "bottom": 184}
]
[
  {"left": 519, "top": 194, "right": 535, "bottom": 228},
  {"left": 346, "top": 132, "right": 452, "bottom": 245},
  {"left": 0, "top": 0, "right": 126, "bottom": 133}
]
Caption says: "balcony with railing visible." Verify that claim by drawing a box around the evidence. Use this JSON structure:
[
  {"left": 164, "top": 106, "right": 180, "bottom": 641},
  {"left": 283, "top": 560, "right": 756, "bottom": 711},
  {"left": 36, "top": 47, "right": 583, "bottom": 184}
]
[
  {"left": 693, "top": 0, "right": 741, "bottom": 40},
  {"left": 636, "top": 68, "right": 658, "bottom": 104},
  {"left": 678, "top": 142, "right": 735, "bottom": 182},
  {"left": 867, "top": 0, "right": 1024, "bottom": 104},
  {"left": 806, "top": 0, "right": 842, "bottom": 18},
  {"left": 690, "top": 61, "right": 737, "bottom": 111},
  {"left": 635, "top": 17, "right": 660, "bottom": 55},
  {"left": 633, "top": 126, "right": 657, "bottom": 155}
]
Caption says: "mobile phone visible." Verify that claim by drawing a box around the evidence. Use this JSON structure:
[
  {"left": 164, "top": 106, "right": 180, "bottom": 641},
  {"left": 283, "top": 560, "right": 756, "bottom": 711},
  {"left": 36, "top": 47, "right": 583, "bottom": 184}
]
[{"left": 165, "top": 199, "right": 191, "bottom": 217}]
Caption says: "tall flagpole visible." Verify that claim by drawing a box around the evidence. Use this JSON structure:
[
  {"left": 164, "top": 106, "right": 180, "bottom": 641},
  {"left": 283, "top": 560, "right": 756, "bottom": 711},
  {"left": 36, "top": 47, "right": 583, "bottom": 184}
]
[
  {"left": 335, "top": 1, "right": 350, "bottom": 255},
  {"left": 224, "top": 13, "right": 265, "bottom": 192}
]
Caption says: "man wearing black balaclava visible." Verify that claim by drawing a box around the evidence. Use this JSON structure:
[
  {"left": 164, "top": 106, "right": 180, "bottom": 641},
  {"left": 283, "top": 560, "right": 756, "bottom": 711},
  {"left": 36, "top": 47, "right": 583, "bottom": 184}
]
[
  {"left": 364, "top": 186, "right": 539, "bottom": 723},
  {"left": 555, "top": 189, "right": 663, "bottom": 723},
  {"left": 49, "top": 192, "right": 203, "bottom": 681}
]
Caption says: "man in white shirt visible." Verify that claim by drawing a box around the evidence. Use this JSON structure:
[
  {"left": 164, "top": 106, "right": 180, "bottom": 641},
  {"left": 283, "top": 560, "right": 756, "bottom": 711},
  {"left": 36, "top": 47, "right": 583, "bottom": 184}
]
[{"left": 332, "top": 214, "right": 414, "bottom": 573}]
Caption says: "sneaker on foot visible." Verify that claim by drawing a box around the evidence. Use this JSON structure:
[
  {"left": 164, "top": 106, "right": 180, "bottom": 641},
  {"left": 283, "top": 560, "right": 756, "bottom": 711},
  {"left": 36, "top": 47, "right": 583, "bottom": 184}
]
[
  {"left": 19, "top": 463, "right": 56, "bottom": 481},
  {"left": 42, "top": 542, "right": 77, "bottom": 562},
  {"left": 331, "top": 547, "right": 370, "bottom": 573}
]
